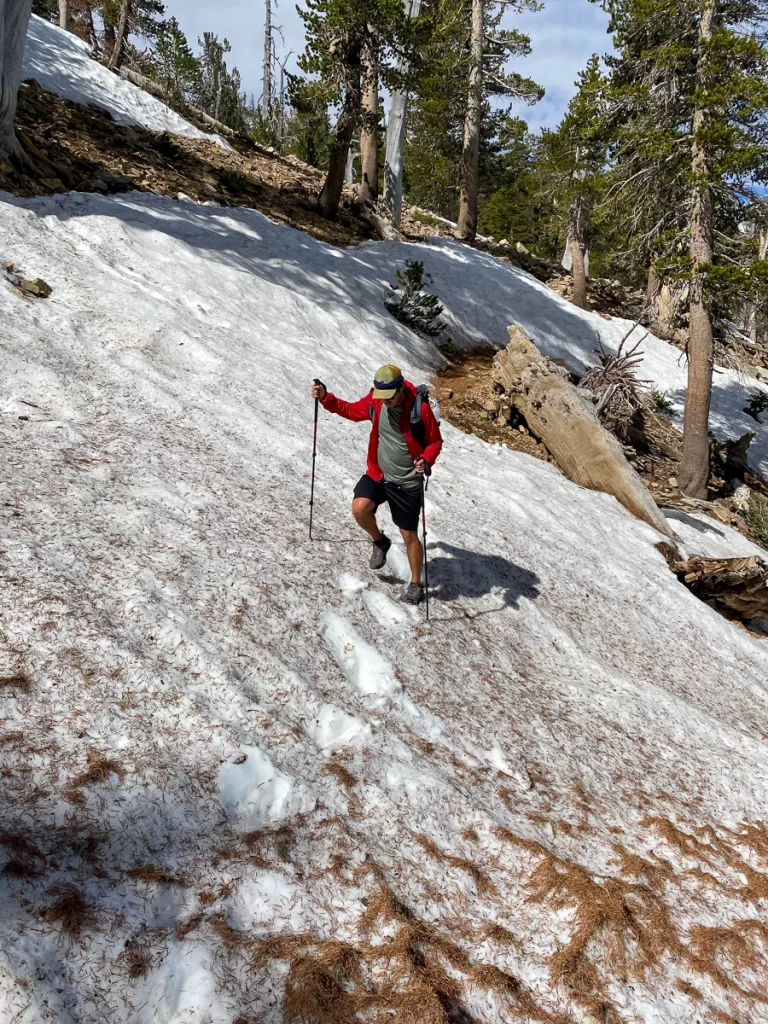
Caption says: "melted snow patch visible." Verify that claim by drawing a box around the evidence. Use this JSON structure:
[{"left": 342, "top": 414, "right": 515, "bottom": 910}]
[
  {"left": 321, "top": 610, "right": 401, "bottom": 706},
  {"left": 305, "top": 703, "right": 371, "bottom": 754},
  {"left": 218, "top": 746, "right": 315, "bottom": 830}
]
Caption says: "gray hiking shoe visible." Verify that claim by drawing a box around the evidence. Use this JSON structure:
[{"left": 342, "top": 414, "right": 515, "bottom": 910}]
[
  {"left": 402, "top": 583, "right": 425, "bottom": 606},
  {"left": 370, "top": 534, "right": 391, "bottom": 570}
]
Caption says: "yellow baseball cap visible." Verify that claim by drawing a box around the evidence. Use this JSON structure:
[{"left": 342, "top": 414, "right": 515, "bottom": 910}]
[{"left": 372, "top": 364, "right": 405, "bottom": 399}]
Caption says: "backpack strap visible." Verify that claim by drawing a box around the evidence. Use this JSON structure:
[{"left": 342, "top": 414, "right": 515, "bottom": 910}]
[
  {"left": 368, "top": 402, "right": 376, "bottom": 422},
  {"left": 410, "top": 384, "right": 430, "bottom": 447},
  {"left": 410, "top": 384, "right": 429, "bottom": 427}
]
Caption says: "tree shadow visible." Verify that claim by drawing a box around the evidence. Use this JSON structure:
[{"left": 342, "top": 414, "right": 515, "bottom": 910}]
[
  {"left": 427, "top": 540, "right": 540, "bottom": 607},
  {"left": 663, "top": 509, "right": 728, "bottom": 537}
]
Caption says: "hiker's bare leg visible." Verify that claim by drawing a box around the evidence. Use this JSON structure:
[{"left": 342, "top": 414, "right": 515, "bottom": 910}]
[
  {"left": 400, "top": 528, "right": 423, "bottom": 585},
  {"left": 353, "top": 498, "right": 382, "bottom": 541}
]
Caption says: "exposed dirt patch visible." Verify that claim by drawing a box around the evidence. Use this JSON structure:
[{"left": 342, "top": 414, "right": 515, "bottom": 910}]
[
  {"left": 2, "top": 79, "right": 374, "bottom": 248},
  {"left": 432, "top": 350, "right": 550, "bottom": 463}
]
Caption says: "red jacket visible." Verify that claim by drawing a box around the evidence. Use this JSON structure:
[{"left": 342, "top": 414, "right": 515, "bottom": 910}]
[{"left": 321, "top": 380, "right": 443, "bottom": 482}]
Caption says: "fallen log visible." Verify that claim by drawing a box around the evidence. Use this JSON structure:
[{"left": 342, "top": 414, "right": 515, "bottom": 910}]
[
  {"left": 493, "top": 325, "right": 678, "bottom": 541},
  {"left": 359, "top": 208, "right": 404, "bottom": 241},
  {"left": 117, "top": 68, "right": 237, "bottom": 140},
  {"left": 670, "top": 555, "right": 768, "bottom": 623}
]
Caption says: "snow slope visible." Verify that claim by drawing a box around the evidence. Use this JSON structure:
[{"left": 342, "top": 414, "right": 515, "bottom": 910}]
[
  {"left": 361, "top": 237, "right": 768, "bottom": 479},
  {"left": 22, "top": 15, "right": 228, "bottom": 146},
  {"left": 3, "top": 188, "right": 768, "bottom": 1024}
]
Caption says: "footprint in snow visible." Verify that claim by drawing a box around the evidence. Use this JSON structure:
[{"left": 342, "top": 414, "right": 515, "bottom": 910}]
[
  {"left": 362, "top": 589, "right": 411, "bottom": 628},
  {"left": 321, "top": 609, "right": 401, "bottom": 707},
  {"left": 305, "top": 703, "right": 372, "bottom": 755},
  {"left": 337, "top": 573, "right": 368, "bottom": 594}
]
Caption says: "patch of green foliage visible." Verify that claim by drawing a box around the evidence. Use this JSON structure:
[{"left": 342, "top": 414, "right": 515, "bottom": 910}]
[
  {"left": 744, "top": 390, "right": 768, "bottom": 424},
  {"left": 649, "top": 389, "right": 675, "bottom": 417},
  {"left": 385, "top": 260, "right": 444, "bottom": 337},
  {"left": 745, "top": 492, "right": 768, "bottom": 550}
]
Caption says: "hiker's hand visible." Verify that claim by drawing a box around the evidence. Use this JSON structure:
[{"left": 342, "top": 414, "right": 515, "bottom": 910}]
[
  {"left": 414, "top": 458, "right": 427, "bottom": 475},
  {"left": 311, "top": 381, "right": 327, "bottom": 401}
]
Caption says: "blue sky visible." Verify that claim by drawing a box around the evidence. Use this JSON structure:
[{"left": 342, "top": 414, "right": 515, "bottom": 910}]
[{"left": 163, "top": 0, "right": 613, "bottom": 132}]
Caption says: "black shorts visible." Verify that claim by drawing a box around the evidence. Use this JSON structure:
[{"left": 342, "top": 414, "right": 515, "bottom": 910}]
[{"left": 353, "top": 474, "right": 422, "bottom": 532}]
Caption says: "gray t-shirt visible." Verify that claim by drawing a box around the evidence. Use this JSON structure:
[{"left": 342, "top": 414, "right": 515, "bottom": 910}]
[{"left": 378, "top": 407, "right": 420, "bottom": 491}]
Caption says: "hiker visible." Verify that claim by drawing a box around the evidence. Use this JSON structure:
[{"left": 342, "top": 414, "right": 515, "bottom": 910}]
[{"left": 311, "top": 365, "right": 442, "bottom": 605}]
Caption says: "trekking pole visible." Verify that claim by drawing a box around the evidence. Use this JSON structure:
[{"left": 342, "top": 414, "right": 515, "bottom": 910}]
[
  {"left": 420, "top": 463, "right": 431, "bottom": 620},
  {"left": 309, "top": 379, "right": 324, "bottom": 541}
]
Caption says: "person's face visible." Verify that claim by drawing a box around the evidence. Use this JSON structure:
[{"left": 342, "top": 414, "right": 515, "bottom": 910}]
[{"left": 383, "top": 386, "right": 405, "bottom": 409}]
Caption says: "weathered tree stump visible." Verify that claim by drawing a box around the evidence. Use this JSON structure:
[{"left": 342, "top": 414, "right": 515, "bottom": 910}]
[
  {"left": 670, "top": 555, "right": 768, "bottom": 623},
  {"left": 493, "top": 324, "right": 678, "bottom": 541}
]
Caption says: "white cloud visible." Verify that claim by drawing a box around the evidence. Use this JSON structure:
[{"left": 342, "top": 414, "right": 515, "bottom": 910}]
[
  {"left": 162, "top": 0, "right": 613, "bottom": 130},
  {"left": 508, "top": 0, "right": 614, "bottom": 131}
]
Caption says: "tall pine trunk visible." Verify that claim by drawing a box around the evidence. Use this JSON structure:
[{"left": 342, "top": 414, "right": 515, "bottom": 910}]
[
  {"left": 107, "top": 0, "right": 131, "bottom": 71},
  {"left": 455, "top": 0, "right": 484, "bottom": 241},
  {"left": 0, "top": 0, "right": 33, "bottom": 164},
  {"left": 318, "top": 45, "right": 362, "bottom": 221},
  {"left": 359, "top": 56, "right": 378, "bottom": 204},
  {"left": 58, "top": 0, "right": 69, "bottom": 31},
  {"left": 679, "top": 0, "right": 717, "bottom": 499}
]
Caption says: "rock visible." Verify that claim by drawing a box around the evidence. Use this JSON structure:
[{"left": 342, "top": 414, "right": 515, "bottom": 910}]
[
  {"left": 668, "top": 476, "right": 678, "bottom": 488},
  {"left": 89, "top": 178, "right": 109, "bottom": 193},
  {"left": 103, "top": 172, "right": 134, "bottom": 190},
  {"left": 19, "top": 277, "right": 52, "bottom": 299},
  {"left": 4, "top": 261, "right": 14, "bottom": 273},
  {"left": 484, "top": 399, "right": 501, "bottom": 417},
  {"left": 730, "top": 483, "right": 752, "bottom": 512},
  {"left": 498, "top": 238, "right": 509, "bottom": 247},
  {"left": 202, "top": 183, "right": 219, "bottom": 197}
]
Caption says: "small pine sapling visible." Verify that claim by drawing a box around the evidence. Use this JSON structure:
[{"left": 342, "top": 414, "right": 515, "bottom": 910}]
[
  {"left": 649, "top": 390, "right": 675, "bottom": 418},
  {"left": 386, "top": 260, "right": 445, "bottom": 337},
  {"left": 744, "top": 390, "right": 768, "bottom": 424}
]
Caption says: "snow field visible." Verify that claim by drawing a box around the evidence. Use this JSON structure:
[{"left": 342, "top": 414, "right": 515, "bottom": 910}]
[
  {"left": 2, "top": 187, "right": 768, "bottom": 1023},
  {"left": 22, "top": 15, "right": 230, "bottom": 147}
]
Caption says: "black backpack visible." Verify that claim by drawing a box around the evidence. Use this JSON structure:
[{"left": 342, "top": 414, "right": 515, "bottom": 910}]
[{"left": 411, "top": 383, "right": 440, "bottom": 446}]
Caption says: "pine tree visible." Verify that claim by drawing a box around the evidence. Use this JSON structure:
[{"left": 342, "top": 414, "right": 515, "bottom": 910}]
[
  {"left": 298, "top": 0, "right": 427, "bottom": 219},
  {"left": 538, "top": 55, "right": 607, "bottom": 308},
  {"left": 283, "top": 76, "right": 334, "bottom": 168},
  {"left": 455, "top": 0, "right": 543, "bottom": 241},
  {"left": 478, "top": 118, "right": 553, "bottom": 252},
  {"left": 405, "top": 0, "right": 542, "bottom": 230},
  {"left": 150, "top": 17, "right": 199, "bottom": 105},
  {"left": 194, "top": 32, "right": 248, "bottom": 132},
  {"left": 101, "top": 0, "right": 165, "bottom": 70},
  {"left": 595, "top": 0, "right": 768, "bottom": 498}
]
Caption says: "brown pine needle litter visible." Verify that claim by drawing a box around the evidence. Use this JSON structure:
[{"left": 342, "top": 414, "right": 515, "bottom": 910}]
[{"left": 42, "top": 883, "right": 94, "bottom": 939}]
